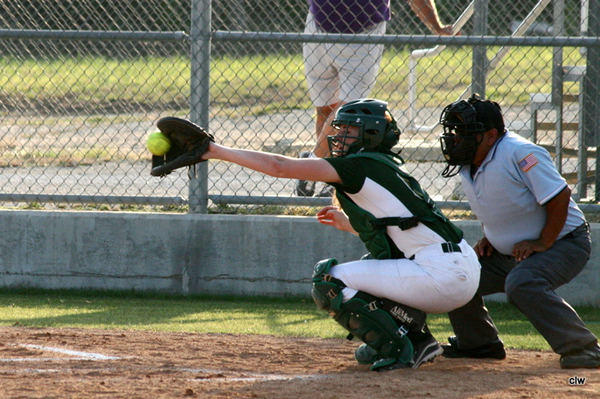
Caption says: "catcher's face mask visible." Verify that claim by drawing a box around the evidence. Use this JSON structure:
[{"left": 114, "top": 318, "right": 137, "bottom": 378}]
[{"left": 328, "top": 124, "right": 362, "bottom": 157}]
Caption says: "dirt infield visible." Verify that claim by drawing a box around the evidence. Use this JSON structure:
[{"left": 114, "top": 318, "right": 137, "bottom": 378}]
[{"left": 1, "top": 326, "right": 598, "bottom": 398}]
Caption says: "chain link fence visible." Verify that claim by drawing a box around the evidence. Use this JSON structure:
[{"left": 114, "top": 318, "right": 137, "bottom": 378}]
[{"left": 1, "top": 0, "right": 599, "bottom": 218}]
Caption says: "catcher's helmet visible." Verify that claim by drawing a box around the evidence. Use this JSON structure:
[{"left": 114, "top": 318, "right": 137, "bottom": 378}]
[
  {"left": 439, "top": 93, "right": 505, "bottom": 177},
  {"left": 328, "top": 98, "right": 401, "bottom": 157}
]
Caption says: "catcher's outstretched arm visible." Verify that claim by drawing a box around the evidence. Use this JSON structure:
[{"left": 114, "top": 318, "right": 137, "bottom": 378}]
[{"left": 203, "top": 142, "right": 342, "bottom": 184}]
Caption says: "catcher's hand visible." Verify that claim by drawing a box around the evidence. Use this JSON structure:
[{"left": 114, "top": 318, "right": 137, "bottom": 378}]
[{"left": 150, "top": 117, "right": 214, "bottom": 177}]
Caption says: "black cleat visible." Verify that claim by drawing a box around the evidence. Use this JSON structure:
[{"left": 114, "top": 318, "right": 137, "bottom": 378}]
[
  {"left": 560, "top": 344, "right": 600, "bottom": 369},
  {"left": 371, "top": 357, "right": 412, "bottom": 371},
  {"left": 442, "top": 336, "right": 506, "bottom": 360},
  {"left": 410, "top": 333, "right": 443, "bottom": 368},
  {"left": 369, "top": 333, "right": 443, "bottom": 371},
  {"left": 317, "top": 184, "right": 334, "bottom": 197}
]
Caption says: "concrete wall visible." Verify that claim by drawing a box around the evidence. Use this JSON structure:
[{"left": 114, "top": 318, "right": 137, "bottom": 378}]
[{"left": 0, "top": 210, "right": 598, "bottom": 306}]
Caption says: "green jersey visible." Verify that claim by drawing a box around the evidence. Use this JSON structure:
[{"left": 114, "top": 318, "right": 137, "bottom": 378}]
[{"left": 325, "top": 152, "right": 463, "bottom": 259}]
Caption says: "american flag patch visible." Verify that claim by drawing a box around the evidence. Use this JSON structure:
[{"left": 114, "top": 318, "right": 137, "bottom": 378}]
[{"left": 518, "top": 153, "right": 538, "bottom": 172}]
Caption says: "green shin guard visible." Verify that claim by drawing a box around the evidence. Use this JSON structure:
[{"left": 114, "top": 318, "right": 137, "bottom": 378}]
[
  {"left": 311, "top": 258, "right": 414, "bottom": 368},
  {"left": 336, "top": 296, "right": 414, "bottom": 364}
]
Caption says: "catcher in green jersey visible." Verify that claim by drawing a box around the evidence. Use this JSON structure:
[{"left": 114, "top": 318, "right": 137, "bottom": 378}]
[{"left": 198, "top": 98, "right": 480, "bottom": 371}]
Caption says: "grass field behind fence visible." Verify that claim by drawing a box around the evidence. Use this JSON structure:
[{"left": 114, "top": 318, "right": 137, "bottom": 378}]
[
  {"left": 1, "top": 289, "right": 599, "bottom": 352},
  {"left": 0, "top": 46, "right": 587, "bottom": 119}
]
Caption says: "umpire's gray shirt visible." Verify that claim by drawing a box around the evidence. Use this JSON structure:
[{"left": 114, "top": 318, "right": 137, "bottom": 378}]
[{"left": 460, "top": 131, "right": 585, "bottom": 255}]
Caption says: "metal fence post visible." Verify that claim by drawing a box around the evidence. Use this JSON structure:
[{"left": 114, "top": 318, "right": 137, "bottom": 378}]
[
  {"left": 188, "top": 0, "right": 212, "bottom": 213},
  {"left": 472, "top": 0, "right": 488, "bottom": 97},
  {"left": 584, "top": 0, "right": 600, "bottom": 200},
  {"left": 552, "top": 0, "right": 565, "bottom": 172}
]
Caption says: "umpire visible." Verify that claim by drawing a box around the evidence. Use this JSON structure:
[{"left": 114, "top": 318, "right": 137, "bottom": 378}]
[{"left": 438, "top": 93, "right": 600, "bottom": 369}]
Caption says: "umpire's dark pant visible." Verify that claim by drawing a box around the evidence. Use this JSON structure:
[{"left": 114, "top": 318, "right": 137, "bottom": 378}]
[{"left": 448, "top": 223, "right": 597, "bottom": 355}]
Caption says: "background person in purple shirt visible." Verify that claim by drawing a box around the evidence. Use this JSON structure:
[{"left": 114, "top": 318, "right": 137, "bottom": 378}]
[
  {"left": 309, "top": 0, "right": 391, "bottom": 34},
  {"left": 298, "top": 0, "right": 454, "bottom": 197}
]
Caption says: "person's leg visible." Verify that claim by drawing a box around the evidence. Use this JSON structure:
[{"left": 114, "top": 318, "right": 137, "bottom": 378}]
[
  {"left": 334, "top": 21, "right": 385, "bottom": 103},
  {"left": 311, "top": 21, "right": 386, "bottom": 159},
  {"left": 311, "top": 258, "right": 415, "bottom": 369},
  {"left": 313, "top": 102, "right": 340, "bottom": 158},
  {"left": 303, "top": 12, "right": 340, "bottom": 145},
  {"left": 446, "top": 251, "right": 514, "bottom": 351},
  {"left": 311, "top": 103, "right": 340, "bottom": 197},
  {"left": 300, "top": 13, "right": 339, "bottom": 196},
  {"left": 299, "top": 50, "right": 335, "bottom": 195},
  {"left": 326, "top": 248, "right": 478, "bottom": 369},
  {"left": 328, "top": 249, "right": 478, "bottom": 314},
  {"left": 504, "top": 229, "right": 596, "bottom": 355}
]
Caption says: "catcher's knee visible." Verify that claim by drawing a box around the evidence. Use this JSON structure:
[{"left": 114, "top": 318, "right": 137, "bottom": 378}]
[
  {"left": 311, "top": 258, "right": 343, "bottom": 311},
  {"left": 310, "top": 258, "right": 413, "bottom": 364}
]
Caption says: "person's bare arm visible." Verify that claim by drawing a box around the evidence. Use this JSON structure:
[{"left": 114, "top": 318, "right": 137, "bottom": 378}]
[
  {"left": 408, "top": 0, "right": 454, "bottom": 35},
  {"left": 202, "top": 142, "right": 342, "bottom": 184},
  {"left": 317, "top": 206, "right": 358, "bottom": 235},
  {"left": 512, "top": 186, "right": 571, "bottom": 262}
]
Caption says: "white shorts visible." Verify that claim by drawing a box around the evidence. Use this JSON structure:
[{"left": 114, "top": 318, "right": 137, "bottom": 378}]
[
  {"left": 302, "top": 13, "right": 386, "bottom": 108},
  {"left": 329, "top": 240, "right": 481, "bottom": 314}
]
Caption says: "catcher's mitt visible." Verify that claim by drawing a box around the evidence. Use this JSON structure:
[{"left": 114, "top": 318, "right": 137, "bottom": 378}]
[{"left": 150, "top": 116, "right": 214, "bottom": 177}]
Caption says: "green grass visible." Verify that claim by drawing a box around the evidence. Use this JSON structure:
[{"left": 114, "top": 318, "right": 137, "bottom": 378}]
[
  {"left": 0, "top": 46, "right": 587, "bottom": 120},
  {"left": 1, "top": 288, "right": 599, "bottom": 352},
  {"left": 373, "top": 45, "right": 586, "bottom": 108},
  {"left": 0, "top": 55, "right": 191, "bottom": 105}
]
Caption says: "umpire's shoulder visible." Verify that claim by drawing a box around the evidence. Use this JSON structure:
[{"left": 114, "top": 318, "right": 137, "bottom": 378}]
[
  {"left": 501, "top": 132, "right": 558, "bottom": 176},
  {"left": 500, "top": 131, "right": 547, "bottom": 157}
]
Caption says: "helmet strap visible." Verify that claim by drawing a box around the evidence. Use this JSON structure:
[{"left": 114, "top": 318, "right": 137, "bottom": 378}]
[{"left": 441, "top": 164, "right": 462, "bottom": 178}]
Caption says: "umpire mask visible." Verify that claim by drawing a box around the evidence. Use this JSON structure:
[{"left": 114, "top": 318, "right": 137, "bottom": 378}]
[{"left": 439, "top": 94, "right": 504, "bottom": 177}]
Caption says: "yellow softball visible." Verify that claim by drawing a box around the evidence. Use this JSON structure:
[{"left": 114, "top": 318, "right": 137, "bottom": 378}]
[{"left": 146, "top": 132, "right": 171, "bottom": 156}]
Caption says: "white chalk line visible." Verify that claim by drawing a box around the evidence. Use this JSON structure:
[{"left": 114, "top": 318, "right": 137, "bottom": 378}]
[
  {"left": 181, "top": 368, "right": 324, "bottom": 383},
  {"left": 1, "top": 344, "right": 121, "bottom": 362},
  {"left": 1, "top": 357, "right": 107, "bottom": 362}
]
